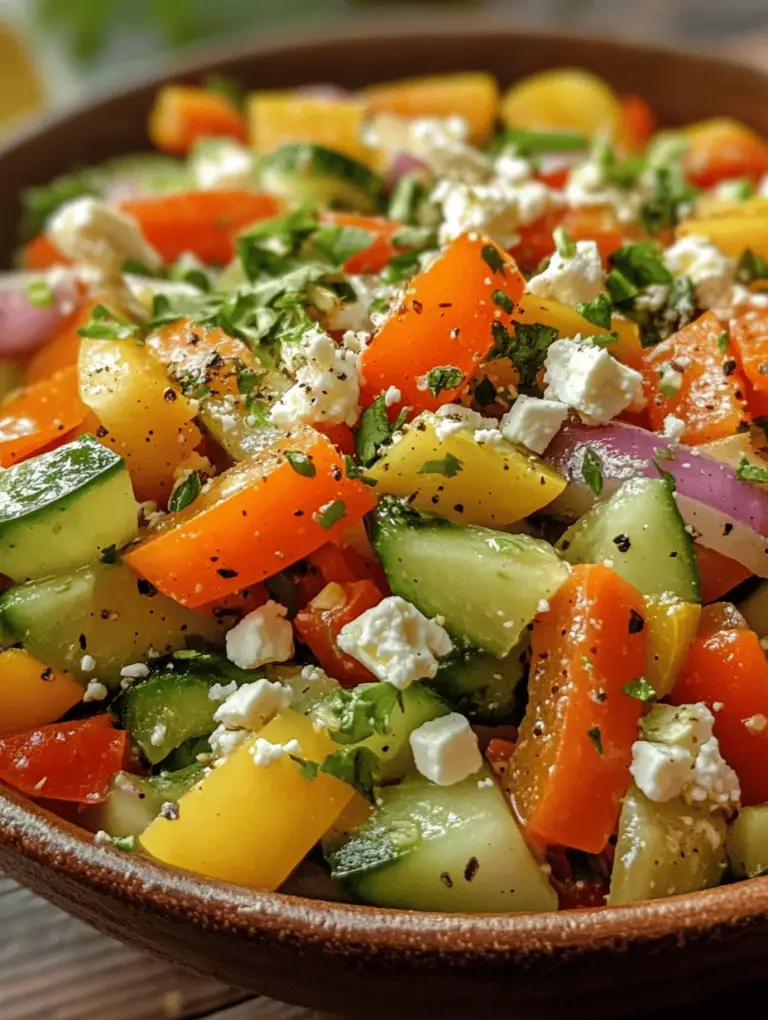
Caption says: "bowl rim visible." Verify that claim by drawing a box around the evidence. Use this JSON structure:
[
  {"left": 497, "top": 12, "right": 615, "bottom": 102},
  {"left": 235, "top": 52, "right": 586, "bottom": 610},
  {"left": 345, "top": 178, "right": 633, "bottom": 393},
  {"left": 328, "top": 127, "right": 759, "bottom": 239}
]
[{"left": 4, "top": 20, "right": 768, "bottom": 962}]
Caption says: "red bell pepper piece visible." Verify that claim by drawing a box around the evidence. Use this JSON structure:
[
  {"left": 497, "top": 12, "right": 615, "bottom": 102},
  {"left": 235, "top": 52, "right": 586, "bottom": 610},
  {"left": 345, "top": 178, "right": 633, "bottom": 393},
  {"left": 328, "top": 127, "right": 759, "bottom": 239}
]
[{"left": 294, "top": 580, "right": 383, "bottom": 686}]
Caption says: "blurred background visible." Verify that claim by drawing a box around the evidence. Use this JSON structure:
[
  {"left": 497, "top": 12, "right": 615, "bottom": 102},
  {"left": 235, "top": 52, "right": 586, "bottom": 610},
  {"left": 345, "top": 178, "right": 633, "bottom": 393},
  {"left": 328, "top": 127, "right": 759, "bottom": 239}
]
[{"left": 2, "top": 0, "right": 768, "bottom": 131}]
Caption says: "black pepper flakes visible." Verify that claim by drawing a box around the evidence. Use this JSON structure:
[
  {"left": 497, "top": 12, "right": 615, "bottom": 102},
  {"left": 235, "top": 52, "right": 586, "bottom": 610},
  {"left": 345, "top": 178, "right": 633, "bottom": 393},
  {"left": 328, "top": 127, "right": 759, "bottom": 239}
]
[
  {"left": 217, "top": 568, "right": 239, "bottom": 578},
  {"left": 440, "top": 871, "right": 453, "bottom": 888},
  {"left": 137, "top": 578, "right": 157, "bottom": 597},
  {"left": 464, "top": 857, "right": 480, "bottom": 882},
  {"left": 612, "top": 533, "right": 631, "bottom": 553}
]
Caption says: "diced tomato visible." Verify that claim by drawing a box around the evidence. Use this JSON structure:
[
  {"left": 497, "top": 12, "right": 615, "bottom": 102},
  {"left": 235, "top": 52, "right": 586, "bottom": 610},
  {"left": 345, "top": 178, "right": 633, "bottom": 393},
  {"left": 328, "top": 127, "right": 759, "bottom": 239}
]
[
  {"left": 314, "top": 422, "right": 356, "bottom": 456},
  {"left": 642, "top": 312, "right": 751, "bottom": 443},
  {"left": 510, "top": 206, "right": 625, "bottom": 273},
  {"left": 196, "top": 583, "right": 270, "bottom": 619},
  {"left": 671, "top": 604, "right": 768, "bottom": 805},
  {"left": 294, "top": 580, "right": 383, "bottom": 686},
  {"left": 509, "top": 564, "right": 646, "bottom": 853},
  {"left": 0, "top": 715, "right": 126, "bottom": 804},
  {"left": 694, "top": 544, "right": 753, "bottom": 603},
  {"left": 320, "top": 212, "right": 407, "bottom": 275},
  {"left": 683, "top": 119, "right": 768, "bottom": 189}
]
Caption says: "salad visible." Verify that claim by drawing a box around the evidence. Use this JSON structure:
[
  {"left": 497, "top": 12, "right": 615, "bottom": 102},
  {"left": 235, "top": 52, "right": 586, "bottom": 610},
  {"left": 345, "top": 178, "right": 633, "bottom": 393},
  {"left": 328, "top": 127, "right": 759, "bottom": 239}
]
[{"left": 2, "top": 67, "right": 768, "bottom": 914}]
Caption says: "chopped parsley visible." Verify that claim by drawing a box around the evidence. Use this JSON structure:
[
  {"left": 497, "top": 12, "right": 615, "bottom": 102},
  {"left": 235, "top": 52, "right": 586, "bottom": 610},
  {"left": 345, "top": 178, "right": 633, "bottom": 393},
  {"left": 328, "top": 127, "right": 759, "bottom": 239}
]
[
  {"left": 586, "top": 726, "right": 604, "bottom": 755},
  {"left": 121, "top": 257, "right": 156, "bottom": 278},
  {"left": 490, "top": 127, "right": 589, "bottom": 158},
  {"left": 481, "top": 244, "right": 506, "bottom": 276},
  {"left": 717, "top": 331, "right": 730, "bottom": 354},
  {"left": 312, "top": 224, "right": 373, "bottom": 266},
  {"left": 380, "top": 248, "right": 426, "bottom": 284},
  {"left": 640, "top": 164, "right": 697, "bottom": 235},
  {"left": 735, "top": 457, "right": 768, "bottom": 483},
  {"left": 553, "top": 226, "right": 576, "bottom": 259},
  {"left": 298, "top": 746, "right": 380, "bottom": 802},
  {"left": 609, "top": 242, "right": 673, "bottom": 294},
  {"left": 737, "top": 248, "right": 768, "bottom": 285},
  {"left": 356, "top": 395, "right": 394, "bottom": 467},
  {"left": 577, "top": 292, "right": 612, "bottom": 330},
  {"left": 77, "top": 304, "right": 139, "bottom": 341},
  {"left": 316, "top": 683, "right": 401, "bottom": 744},
  {"left": 492, "top": 289, "right": 515, "bottom": 314},
  {"left": 488, "top": 321, "right": 558, "bottom": 395},
  {"left": 391, "top": 225, "right": 438, "bottom": 250},
  {"left": 26, "top": 278, "right": 54, "bottom": 308},
  {"left": 654, "top": 459, "right": 677, "bottom": 492},
  {"left": 387, "top": 174, "right": 428, "bottom": 225},
  {"left": 284, "top": 451, "right": 316, "bottom": 478},
  {"left": 237, "top": 203, "right": 318, "bottom": 280},
  {"left": 342, "top": 455, "right": 377, "bottom": 486},
  {"left": 315, "top": 499, "right": 347, "bottom": 529},
  {"left": 425, "top": 365, "right": 464, "bottom": 397},
  {"left": 168, "top": 471, "right": 203, "bottom": 513},
  {"left": 622, "top": 677, "right": 657, "bottom": 702},
  {"left": 418, "top": 453, "right": 463, "bottom": 478},
  {"left": 582, "top": 447, "right": 603, "bottom": 495}
]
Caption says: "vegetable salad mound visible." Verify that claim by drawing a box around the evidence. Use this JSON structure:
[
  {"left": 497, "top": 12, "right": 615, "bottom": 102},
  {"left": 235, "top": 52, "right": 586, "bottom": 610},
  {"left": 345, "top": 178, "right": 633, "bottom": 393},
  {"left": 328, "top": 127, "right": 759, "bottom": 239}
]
[{"left": 3, "top": 67, "right": 768, "bottom": 912}]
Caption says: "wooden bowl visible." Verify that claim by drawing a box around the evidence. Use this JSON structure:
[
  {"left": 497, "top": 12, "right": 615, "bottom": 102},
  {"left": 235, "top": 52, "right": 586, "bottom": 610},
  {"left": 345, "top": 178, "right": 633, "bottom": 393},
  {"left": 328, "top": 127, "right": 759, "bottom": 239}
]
[{"left": 3, "top": 24, "right": 768, "bottom": 1019}]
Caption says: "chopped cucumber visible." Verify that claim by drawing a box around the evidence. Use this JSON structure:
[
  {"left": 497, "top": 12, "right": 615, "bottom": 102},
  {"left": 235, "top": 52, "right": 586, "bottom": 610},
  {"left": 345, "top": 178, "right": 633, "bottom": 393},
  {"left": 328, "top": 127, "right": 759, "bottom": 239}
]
[
  {"left": 81, "top": 764, "right": 204, "bottom": 839},
  {"left": 607, "top": 785, "right": 727, "bottom": 905},
  {"left": 557, "top": 477, "right": 700, "bottom": 602},
  {"left": 0, "top": 435, "right": 137, "bottom": 583},
  {"left": 0, "top": 563, "right": 226, "bottom": 688},
  {"left": 311, "top": 681, "right": 449, "bottom": 781},
  {"left": 327, "top": 769, "right": 557, "bottom": 913},
  {"left": 371, "top": 499, "right": 570, "bottom": 657},
  {"left": 161, "top": 736, "right": 211, "bottom": 771},
  {"left": 94, "top": 152, "right": 193, "bottom": 196},
  {"left": 268, "top": 663, "right": 340, "bottom": 714},
  {"left": 738, "top": 582, "right": 768, "bottom": 636},
  {"left": 258, "top": 143, "right": 383, "bottom": 213},
  {"left": 430, "top": 643, "right": 528, "bottom": 723},
  {"left": 727, "top": 805, "right": 768, "bottom": 879}
]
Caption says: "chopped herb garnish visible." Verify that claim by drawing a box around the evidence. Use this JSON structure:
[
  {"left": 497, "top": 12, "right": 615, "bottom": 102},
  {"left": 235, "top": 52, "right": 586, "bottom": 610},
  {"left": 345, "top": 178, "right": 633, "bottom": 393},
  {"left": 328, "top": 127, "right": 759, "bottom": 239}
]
[
  {"left": 654, "top": 459, "right": 677, "bottom": 491},
  {"left": 391, "top": 225, "right": 438, "bottom": 250},
  {"left": 490, "top": 127, "right": 589, "bottom": 158},
  {"left": 121, "top": 257, "right": 156, "bottom": 278},
  {"left": 356, "top": 395, "right": 393, "bottom": 467},
  {"left": 737, "top": 248, "right": 768, "bottom": 286},
  {"left": 284, "top": 451, "right": 316, "bottom": 478},
  {"left": 587, "top": 726, "right": 604, "bottom": 755},
  {"left": 735, "top": 457, "right": 768, "bottom": 483},
  {"left": 312, "top": 224, "right": 373, "bottom": 266},
  {"left": 717, "top": 331, "right": 730, "bottom": 353},
  {"left": 492, "top": 289, "right": 515, "bottom": 314},
  {"left": 298, "top": 746, "right": 380, "bottom": 802},
  {"left": 380, "top": 248, "right": 426, "bottom": 284},
  {"left": 622, "top": 677, "right": 656, "bottom": 701},
  {"left": 418, "top": 453, "right": 463, "bottom": 478},
  {"left": 577, "top": 292, "right": 612, "bottom": 330},
  {"left": 315, "top": 683, "right": 401, "bottom": 744},
  {"left": 26, "top": 277, "right": 54, "bottom": 308},
  {"left": 100, "top": 544, "right": 119, "bottom": 565},
  {"left": 655, "top": 445, "right": 676, "bottom": 461},
  {"left": 488, "top": 321, "right": 558, "bottom": 395},
  {"left": 392, "top": 407, "right": 409, "bottom": 432},
  {"left": 368, "top": 295, "right": 390, "bottom": 320},
  {"left": 112, "top": 834, "right": 136, "bottom": 853},
  {"left": 481, "top": 244, "right": 506, "bottom": 276},
  {"left": 77, "top": 304, "right": 139, "bottom": 341},
  {"left": 587, "top": 332, "right": 619, "bottom": 347},
  {"left": 640, "top": 164, "right": 698, "bottom": 235},
  {"left": 582, "top": 447, "right": 603, "bottom": 495},
  {"left": 553, "top": 226, "right": 576, "bottom": 259},
  {"left": 342, "top": 454, "right": 377, "bottom": 486},
  {"left": 610, "top": 242, "right": 673, "bottom": 290},
  {"left": 425, "top": 365, "right": 464, "bottom": 397},
  {"left": 315, "top": 499, "right": 347, "bottom": 529},
  {"left": 387, "top": 173, "right": 427, "bottom": 225},
  {"left": 606, "top": 268, "right": 639, "bottom": 308},
  {"left": 168, "top": 471, "right": 203, "bottom": 513}
]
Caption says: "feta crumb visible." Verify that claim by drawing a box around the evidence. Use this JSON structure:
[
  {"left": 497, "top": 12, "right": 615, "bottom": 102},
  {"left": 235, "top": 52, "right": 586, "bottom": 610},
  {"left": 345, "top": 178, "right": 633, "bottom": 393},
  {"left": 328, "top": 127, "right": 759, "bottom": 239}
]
[
  {"left": 325, "top": 275, "right": 392, "bottom": 333},
  {"left": 500, "top": 394, "right": 568, "bottom": 454},
  {"left": 635, "top": 283, "right": 670, "bottom": 313},
  {"left": 477, "top": 776, "right": 495, "bottom": 789},
  {"left": 367, "top": 112, "right": 489, "bottom": 184},
  {"left": 474, "top": 427, "right": 504, "bottom": 446},
  {"left": 120, "top": 662, "right": 150, "bottom": 680},
  {"left": 82, "top": 680, "right": 108, "bottom": 703},
  {"left": 409, "top": 713, "right": 483, "bottom": 786},
  {"left": 536, "top": 599, "right": 551, "bottom": 614},
  {"left": 209, "top": 723, "right": 248, "bottom": 760},
  {"left": 190, "top": 138, "right": 254, "bottom": 191},
  {"left": 80, "top": 654, "right": 96, "bottom": 672},
  {"left": 94, "top": 830, "right": 114, "bottom": 847},
  {"left": 662, "top": 414, "right": 686, "bottom": 442},
  {"left": 150, "top": 723, "right": 167, "bottom": 748},
  {"left": 49, "top": 197, "right": 161, "bottom": 280},
  {"left": 269, "top": 326, "right": 360, "bottom": 430},
  {"left": 659, "top": 363, "right": 684, "bottom": 395},
  {"left": 526, "top": 240, "right": 605, "bottom": 307},
  {"left": 433, "top": 176, "right": 553, "bottom": 247},
  {"left": 225, "top": 600, "right": 294, "bottom": 670},
  {"left": 433, "top": 403, "right": 501, "bottom": 443},
  {"left": 713, "top": 701, "right": 725, "bottom": 712},
  {"left": 564, "top": 157, "right": 639, "bottom": 223},
  {"left": 384, "top": 385, "right": 402, "bottom": 407},
  {"left": 663, "top": 235, "right": 736, "bottom": 311},
  {"left": 543, "top": 338, "right": 644, "bottom": 425},
  {"left": 208, "top": 680, "right": 238, "bottom": 703},
  {"left": 630, "top": 740, "right": 693, "bottom": 802},
  {"left": 337, "top": 595, "right": 453, "bottom": 690},
  {"left": 301, "top": 664, "right": 328, "bottom": 684},
  {"left": 213, "top": 678, "right": 292, "bottom": 732},
  {"left": 250, "top": 737, "right": 302, "bottom": 767},
  {"left": 745, "top": 713, "right": 768, "bottom": 734}
]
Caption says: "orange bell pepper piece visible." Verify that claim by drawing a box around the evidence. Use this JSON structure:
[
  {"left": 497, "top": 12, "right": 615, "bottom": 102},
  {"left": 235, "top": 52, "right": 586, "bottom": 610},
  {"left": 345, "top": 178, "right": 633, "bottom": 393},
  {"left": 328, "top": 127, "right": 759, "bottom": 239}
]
[
  {"left": 359, "top": 233, "right": 525, "bottom": 417},
  {"left": 149, "top": 85, "right": 247, "bottom": 155},
  {"left": 25, "top": 301, "right": 100, "bottom": 384},
  {"left": 0, "top": 649, "right": 83, "bottom": 736},
  {"left": 146, "top": 318, "right": 259, "bottom": 401},
  {"left": 313, "top": 422, "right": 355, "bottom": 456},
  {"left": 20, "top": 233, "right": 69, "bottom": 271},
  {"left": 671, "top": 604, "right": 768, "bottom": 805},
  {"left": 642, "top": 312, "right": 750, "bottom": 444},
  {"left": 509, "top": 564, "right": 647, "bottom": 853},
  {"left": 730, "top": 307, "right": 768, "bottom": 404},
  {"left": 124, "top": 426, "right": 377, "bottom": 608},
  {"left": 683, "top": 119, "right": 768, "bottom": 189},
  {"left": 511, "top": 207, "right": 625, "bottom": 274},
  {"left": 694, "top": 544, "right": 753, "bottom": 604},
  {"left": 0, "top": 366, "right": 88, "bottom": 467},
  {"left": 320, "top": 212, "right": 407, "bottom": 274},
  {"left": 120, "top": 190, "right": 280, "bottom": 264}
]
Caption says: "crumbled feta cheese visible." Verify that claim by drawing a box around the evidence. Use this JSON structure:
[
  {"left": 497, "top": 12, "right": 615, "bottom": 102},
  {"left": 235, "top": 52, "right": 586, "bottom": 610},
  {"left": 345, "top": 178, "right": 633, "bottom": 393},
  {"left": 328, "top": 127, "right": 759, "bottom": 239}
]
[
  {"left": 434, "top": 403, "right": 499, "bottom": 442},
  {"left": 213, "top": 678, "right": 292, "bottom": 731},
  {"left": 409, "top": 713, "right": 483, "bottom": 786},
  {"left": 500, "top": 395, "right": 568, "bottom": 454},
  {"left": 120, "top": 662, "right": 149, "bottom": 680},
  {"left": 367, "top": 113, "right": 489, "bottom": 184},
  {"left": 384, "top": 385, "right": 402, "bottom": 408},
  {"left": 494, "top": 151, "right": 533, "bottom": 184},
  {"left": 82, "top": 679, "right": 108, "bottom": 703},
  {"left": 301, "top": 664, "right": 328, "bottom": 685},
  {"left": 225, "top": 601, "right": 294, "bottom": 670},
  {"left": 324, "top": 275, "right": 393, "bottom": 333},
  {"left": 49, "top": 197, "right": 161, "bottom": 280},
  {"left": 94, "top": 830, "right": 114, "bottom": 847},
  {"left": 477, "top": 776, "right": 495, "bottom": 789},
  {"left": 745, "top": 713, "right": 768, "bottom": 734},
  {"left": 190, "top": 138, "right": 254, "bottom": 190},
  {"left": 635, "top": 283, "right": 670, "bottom": 313},
  {"left": 543, "top": 338, "right": 644, "bottom": 425},
  {"left": 662, "top": 414, "right": 686, "bottom": 442},
  {"left": 659, "top": 363, "right": 684, "bottom": 395},
  {"left": 663, "top": 235, "right": 736, "bottom": 311},
  {"left": 536, "top": 599, "right": 551, "bottom": 614},
  {"left": 433, "top": 176, "right": 553, "bottom": 248},
  {"left": 564, "top": 157, "right": 639, "bottom": 223},
  {"left": 269, "top": 327, "right": 360, "bottom": 430},
  {"left": 80, "top": 654, "right": 96, "bottom": 672},
  {"left": 337, "top": 595, "right": 453, "bottom": 690},
  {"left": 526, "top": 240, "right": 605, "bottom": 307},
  {"left": 686, "top": 736, "right": 741, "bottom": 808},
  {"left": 209, "top": 723, "right": 248, "bottom": 760},
  {"left": 150, "top": 723, "right": 167, "bottom": 748},
  {"left": 630, "top": 740, "right": 693, "bottom": 802},
  {"left": 250, "top": 736, "right": 302, "bottom": 767},
  {"left": 473, "top": 427, "right": 504, "bottom": 446},
  {"left": 208, "top": 680, "right": 239, "bottom": 703}
]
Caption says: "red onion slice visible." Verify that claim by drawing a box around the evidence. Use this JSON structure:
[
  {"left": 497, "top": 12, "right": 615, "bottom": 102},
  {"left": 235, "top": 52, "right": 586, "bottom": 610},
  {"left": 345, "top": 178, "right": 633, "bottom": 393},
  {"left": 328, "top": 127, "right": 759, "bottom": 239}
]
[
  {"left": 0, "top": 271, "right": 78, "bottom": 357},
  {"left": 545, "top": 419, "right": 768, "bottom": 578}
]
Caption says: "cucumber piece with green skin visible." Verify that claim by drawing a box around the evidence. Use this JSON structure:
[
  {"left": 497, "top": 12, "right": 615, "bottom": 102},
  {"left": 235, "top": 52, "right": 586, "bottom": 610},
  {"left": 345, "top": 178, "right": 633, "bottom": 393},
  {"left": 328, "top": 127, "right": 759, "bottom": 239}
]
[
  {"left": 0, "top": 563, "right": 227, "bottom": 688},
  {"left": 607, "top": 785, "right": 727, "bottom": 906},
  {"left": 370, "top": 499, "right": 570, "bottom": 658},
  {"left": 727, "top": 805, "right": 768, "bottom": 878},
  {"left": 311, "top": 681, "right": 449, "bottom": 782},
  {"left": 161, "top": 736, "right": 211, "bottom": 771},
  {"left": 0, "top": 435, "right": 137, "bottom": 583},
  {"left": 258, "top": 143, "right": 383, "bottom": 213},
  {"left": 557, "top": 477, "right": 700, "bottom": 602},
  {"left": 430, "top": 643, "right": 528, "bottom": 724},
  {"left": 80, "top": 764, "right": 205, "bottom": 839},
  {"left": 93, "top": 153, "right": 193, "bottom": 197},
  {"left": 327, "top": 769, "right": 557, "bottom": 913}
]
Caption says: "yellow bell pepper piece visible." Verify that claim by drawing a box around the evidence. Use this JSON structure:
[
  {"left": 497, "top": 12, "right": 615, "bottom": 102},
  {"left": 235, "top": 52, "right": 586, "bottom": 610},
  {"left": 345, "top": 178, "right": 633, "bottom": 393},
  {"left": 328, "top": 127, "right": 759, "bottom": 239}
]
[
  {"left": 78, "top": 338, "right": 200, "bottom": 504},
  {"left": 140, "top": 709, "right": 355, "bottom": 890},
  {"left": 644, "top": 594, "right": 701, "bottom": 699},
  {"left": 677, "top": 208, "right": 768, "bottom": 261},
  {"left": 515, "top": 293, "right": 643, "bottom": 370},
  {"left": 367, "top": 412, "right": 566, "bottom": 527},
  {"left": 0, "top": 649, "right": 82, "bottom": 735},
  {"left": 247, "top": 93, "right": 376, "bottom": 167},
  {"left": 500, "top": 68, "right": 621, "bottom": 139},
  {"left": 363, "top": 73, "right": 499, "bottom": 145}
]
